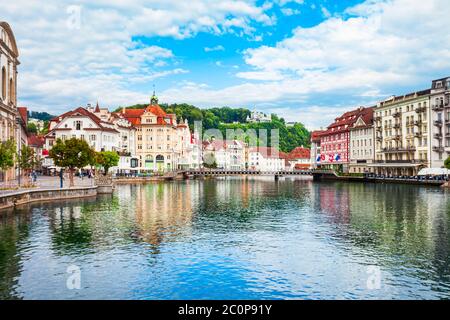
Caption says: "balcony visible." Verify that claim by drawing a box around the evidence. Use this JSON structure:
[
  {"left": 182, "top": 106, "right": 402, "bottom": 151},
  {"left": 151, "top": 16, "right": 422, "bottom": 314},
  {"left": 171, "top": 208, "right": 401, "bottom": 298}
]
[
  {"left": 434, "top": 120, "right": 443, "bottom": 127},
  {"left": 376, "top": 136, "right": 382, "bottom": 141},
  {"left": 434, "top": 133, "right": 443, "bottom": 139},
  {"left": 432, "top": 104, "right": 444, "bottom": 111},
  {"left": 414, "top": 120, "right": 422, "bottom": 126},
  {"left": 433, "top": 146, "right": 444, "bottom": 153},
  {"left": 381, "top": 146, "right": 416, "bottom": 153},
  {"left": 374, "top": 160, "right": 424, "bottom": 164},
  {"left": 393, "top": 123, "right": 401, "bottom": 129},
  {"left": 414, "top": 132, "right": 422, "bottom": 138},
  {"left": 393, "top": 112, "right": 402, "bottom": 118},
  {"left": 393, "top": 135, "right": 402, "bottom": 140},
  {"left": 415, "top": 107, "right": 427, "bottom": 113}
]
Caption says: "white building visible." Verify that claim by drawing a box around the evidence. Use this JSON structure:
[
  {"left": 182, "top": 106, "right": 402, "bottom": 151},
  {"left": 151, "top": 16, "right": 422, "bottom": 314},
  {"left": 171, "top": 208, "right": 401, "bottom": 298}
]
[
  {"left": 1, "top": 21, "right": 21, "bottom": 183},
  {"left": 44, "top": 106, "right": 138, "bottom": 172},
  {"left": 202, "top": 139, "right": 245, "bottom": 170},
  {"left": 246, "top": 110, "right": 271, "bottom": 123},
  {"left": 372, "top": 90, "right": 431, "bottom": 176},
  {"left": 429, "top": 77, "right": 450, "bottom": 168},
  {"left": 248, "top": 147, "right": 284, "bottom": 171},
  {"left": 349, "top": 108, "right": 375, "bottom": 173},
  {"left": 89, "top": 103, "right": 138, "bottom": 172}
]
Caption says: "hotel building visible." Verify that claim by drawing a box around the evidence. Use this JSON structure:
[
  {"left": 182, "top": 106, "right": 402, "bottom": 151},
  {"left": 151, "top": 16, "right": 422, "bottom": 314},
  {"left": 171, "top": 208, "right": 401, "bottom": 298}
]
[
  {"left": 429, "top": 77, "right": 450, "bottom": 168},
  {"left": 371, "top": 90, "right": 431, "bottom": 176},
  {"left": 121, "top": 93, "right": 195, "bottom": 172}
]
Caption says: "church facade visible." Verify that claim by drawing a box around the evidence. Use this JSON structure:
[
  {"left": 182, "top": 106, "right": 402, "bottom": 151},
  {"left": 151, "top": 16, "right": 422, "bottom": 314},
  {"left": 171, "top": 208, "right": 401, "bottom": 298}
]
[{"left": 0, "top": 21, "right": 20, "bottom": 182}]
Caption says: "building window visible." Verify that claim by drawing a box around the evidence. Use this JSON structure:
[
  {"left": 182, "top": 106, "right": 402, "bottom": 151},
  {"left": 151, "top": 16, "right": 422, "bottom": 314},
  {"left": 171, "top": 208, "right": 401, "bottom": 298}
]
[{"left": 1, "top": 67, "right": 6, "bottom": 101}]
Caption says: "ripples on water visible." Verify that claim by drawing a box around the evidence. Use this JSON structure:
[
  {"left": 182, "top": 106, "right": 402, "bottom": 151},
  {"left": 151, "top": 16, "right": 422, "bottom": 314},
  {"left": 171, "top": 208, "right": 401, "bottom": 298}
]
[{"left": 1, "top": 177, "right": 450, "bottom": 300}]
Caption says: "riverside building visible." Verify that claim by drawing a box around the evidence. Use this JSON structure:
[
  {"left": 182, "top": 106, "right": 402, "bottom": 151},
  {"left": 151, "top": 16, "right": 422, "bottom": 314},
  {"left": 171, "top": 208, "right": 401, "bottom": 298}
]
[
  {"left": 0, "top": 21, "right": 21, "bottom": 183},
  {"left": 121, "top": 93, "right": 195, "bottom": 172},
  {"left": 371, "top": 90, "right": 431, "bottom": 176},
  {"left": 349, "top": 107, "right": 375, "bottom": 174},
  {"left": 429, "top": 77, "right": 450, "bottom": 168},
  {"left": 316, "top": 107, "right": 372, "bottom": 173}
]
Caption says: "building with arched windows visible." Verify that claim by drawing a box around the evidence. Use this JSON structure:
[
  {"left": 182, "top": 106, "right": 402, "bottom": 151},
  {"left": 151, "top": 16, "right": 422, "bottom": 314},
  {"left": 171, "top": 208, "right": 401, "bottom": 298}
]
[{"left": 0, "top": 21, "right": 20, "bottom": 183}]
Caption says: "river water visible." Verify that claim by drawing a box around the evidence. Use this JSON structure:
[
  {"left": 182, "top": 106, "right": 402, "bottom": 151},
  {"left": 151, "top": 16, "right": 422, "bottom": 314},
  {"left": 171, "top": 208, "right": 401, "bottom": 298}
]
[{"left": 1, "top": 177, "right": 450, "bottom": 299}]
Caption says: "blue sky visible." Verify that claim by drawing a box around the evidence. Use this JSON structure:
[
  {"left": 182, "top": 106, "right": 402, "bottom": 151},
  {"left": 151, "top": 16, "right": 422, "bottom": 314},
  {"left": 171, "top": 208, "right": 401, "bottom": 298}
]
[{"left": 2, "top": 0, "right": 450, "bottom": 129}]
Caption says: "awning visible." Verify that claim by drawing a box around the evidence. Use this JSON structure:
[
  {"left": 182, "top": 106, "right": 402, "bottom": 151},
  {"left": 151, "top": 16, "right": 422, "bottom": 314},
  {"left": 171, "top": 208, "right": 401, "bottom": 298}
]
[{"left": 418, "top": 168, "right": 450, "bottom": 176}]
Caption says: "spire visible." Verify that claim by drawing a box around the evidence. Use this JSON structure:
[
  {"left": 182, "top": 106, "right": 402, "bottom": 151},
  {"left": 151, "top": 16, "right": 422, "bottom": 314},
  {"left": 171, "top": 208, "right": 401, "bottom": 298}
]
[
  {"left": 150, "top": 84, "right": 158, "bottom": 105},
  {"left": 95, "top": 101, "right": 100, "bottom": 113}
]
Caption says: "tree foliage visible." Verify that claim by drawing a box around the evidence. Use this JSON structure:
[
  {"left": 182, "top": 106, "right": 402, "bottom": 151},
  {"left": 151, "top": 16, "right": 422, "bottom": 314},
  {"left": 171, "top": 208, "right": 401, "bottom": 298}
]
[
  {"left": 96, "top": 151, "right": 120, "bottom": 175},
  {"left": 17, "top": 145, "right": 38, "bottom": 184},
  {"left": 0, "top": 139, "right": 16, "bottom": 175},
  {"left": 17, "top": 145, "right": 37, "bottom": 172},
  {"left": 445, "top": 156, "right": 450, "bottom": 170},
  {"left": 27, "top": 122, "right": 38, "bottom": 134},
  {"left": 49, "top": 138, "right": 96, "bottom": 186}
]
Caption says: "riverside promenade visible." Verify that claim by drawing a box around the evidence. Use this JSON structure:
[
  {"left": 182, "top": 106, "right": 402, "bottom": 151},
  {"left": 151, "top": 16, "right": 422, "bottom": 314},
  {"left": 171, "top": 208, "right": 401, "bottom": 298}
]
[{"left": 0, "top": 176, "right": 97, "bottom": 210}]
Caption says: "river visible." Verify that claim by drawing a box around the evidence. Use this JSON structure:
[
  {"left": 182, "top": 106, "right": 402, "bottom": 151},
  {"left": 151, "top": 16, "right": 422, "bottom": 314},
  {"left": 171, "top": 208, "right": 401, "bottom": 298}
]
[{"left": 1, "top": 177, "right": 450, "bottom": 299}]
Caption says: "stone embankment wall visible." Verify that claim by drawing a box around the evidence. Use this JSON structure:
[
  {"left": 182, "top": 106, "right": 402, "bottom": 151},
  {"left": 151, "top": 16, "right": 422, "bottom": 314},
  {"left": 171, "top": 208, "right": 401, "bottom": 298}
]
[{"left": 0, "top": 187, "right": 98, "bottom": 210}]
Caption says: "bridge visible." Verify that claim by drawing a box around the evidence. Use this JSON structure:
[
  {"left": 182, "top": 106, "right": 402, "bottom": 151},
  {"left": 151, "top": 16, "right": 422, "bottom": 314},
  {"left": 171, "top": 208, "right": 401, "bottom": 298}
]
[{"left": 162, "top": 169, "right": 337, "bottom": 181}]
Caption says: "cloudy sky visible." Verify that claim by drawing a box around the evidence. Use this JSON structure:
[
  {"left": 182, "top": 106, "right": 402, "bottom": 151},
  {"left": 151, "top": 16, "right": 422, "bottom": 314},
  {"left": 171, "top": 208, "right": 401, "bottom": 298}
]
[{"left": 2, "top": 0, "right": 450, "bottom": 129}]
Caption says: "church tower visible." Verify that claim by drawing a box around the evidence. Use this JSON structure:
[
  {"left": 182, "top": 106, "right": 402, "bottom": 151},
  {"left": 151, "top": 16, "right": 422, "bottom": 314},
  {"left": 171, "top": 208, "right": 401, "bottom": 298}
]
[{"left": 150, "top": 86, "right": 158, "bottom": 105}]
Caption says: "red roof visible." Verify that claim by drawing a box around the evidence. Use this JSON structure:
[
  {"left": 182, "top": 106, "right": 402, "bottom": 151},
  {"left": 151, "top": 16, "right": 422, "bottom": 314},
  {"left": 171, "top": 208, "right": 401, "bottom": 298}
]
[
  {"left": 323, "top": 107, "right": 374, "bottom": 135},
  {"left": 121, "top": 104, "right": 175, "bottom": 126},
  {"left": 17, "top": 107, "right": 28, "bottom": 124},
  {"left": 287, "top": 147, "right": 310, "bottom": 160},
  {"left": 311, "top": 130, "right": 326, "bottom": 142},
  {"left": 28, "top": 134, "right": 45, "bottom": 147},
  {"left": 51, "top": 107, "right": 118, "bottom": 133}
]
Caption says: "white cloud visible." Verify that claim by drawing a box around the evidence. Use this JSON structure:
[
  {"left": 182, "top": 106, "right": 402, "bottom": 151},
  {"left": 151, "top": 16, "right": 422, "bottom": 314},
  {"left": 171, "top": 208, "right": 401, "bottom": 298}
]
[
  {"left": 2, "top": 0, "right": 275, "bottom": 113},
  {"left": 320, "top": 6, "right": 331, "bottom": 18},
  {"left": 280, "top": 8, "right": 302, "bottom": 16},
  {"left": 162, "top": 0, "right": 450, "bottom": 128},
  {"left": 204, "top": 45, "right": 225, "bottom": 52}
]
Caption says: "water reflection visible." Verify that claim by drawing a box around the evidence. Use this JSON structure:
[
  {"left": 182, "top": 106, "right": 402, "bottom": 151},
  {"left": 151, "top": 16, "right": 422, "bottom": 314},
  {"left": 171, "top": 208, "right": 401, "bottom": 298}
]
[{"left": 0, "top": 178, "right": 450, "bottom": 299}]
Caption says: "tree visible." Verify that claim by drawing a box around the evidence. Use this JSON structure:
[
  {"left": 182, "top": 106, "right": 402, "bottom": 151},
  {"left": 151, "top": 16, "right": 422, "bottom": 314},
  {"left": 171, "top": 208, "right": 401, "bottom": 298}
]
[
  {"left": 96, "top": 151, "right": 119, "bottom": 175},
  {"left": 445, "top": 156, "right": 450, "bottom": 170},
  {"left": 0, "top": 139, "right": 16, "bottom": 183},
  {"left": 49, "top": 138, "right": 96, "bottom": 187},
  {"left": 27, "top": 123, "right": 38, "bottom": 134},
  {"left": 17, "top": 145, "right": 37, "bottom": 185}
]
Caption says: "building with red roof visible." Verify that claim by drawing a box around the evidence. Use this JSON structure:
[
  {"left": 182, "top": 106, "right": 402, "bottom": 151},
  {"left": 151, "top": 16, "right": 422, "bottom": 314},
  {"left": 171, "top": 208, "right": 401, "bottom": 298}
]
[
  {"left": 315, "top": 107, "right": 373, "bottom": 173},
  {"left": 284, "top": 146, "right": 311, "bottom": 170},
  {"left": 119, "top": 92, "right": 197, "bottom": 171},
  {"left": 349, "top": 107, "right": 375, "bottom": 174}
]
